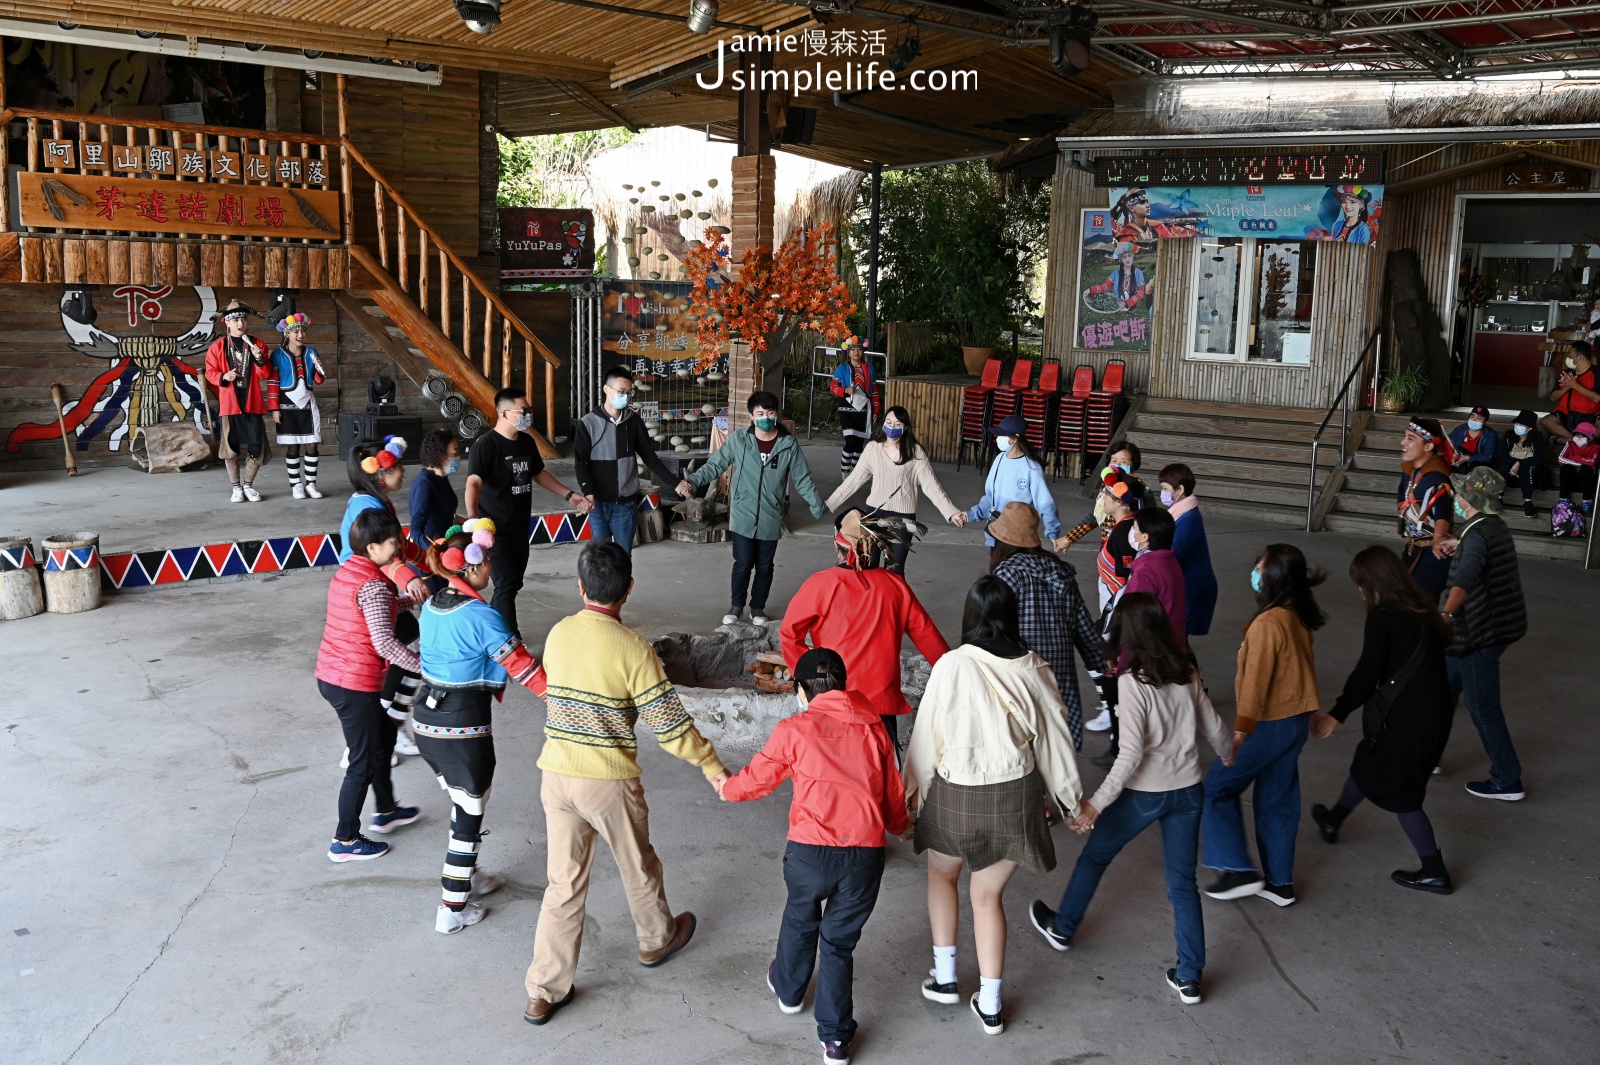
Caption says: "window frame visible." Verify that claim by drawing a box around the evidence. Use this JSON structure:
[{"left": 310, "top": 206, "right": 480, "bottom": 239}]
[{"left": 1185, "top": 235, "right": 1317, "bottom": 366}]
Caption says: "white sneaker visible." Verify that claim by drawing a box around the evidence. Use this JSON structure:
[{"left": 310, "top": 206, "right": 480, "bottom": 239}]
[
  {"left": 752, "top": 613, "right": 770, "bottom": 625},
  {"left": 292, "top": 482, "right": 306, "bottom": 499},
  {"left": 1085, "top": 709, "right": 1113, "bottom": 732},
  {"left": 436, "top": 901, "right": 488, "bottom": 934},
  {"left": 472, "top": 872, "right": 506, "bottom": 898},
  {"left": 304, "top": 481, "right": 324, "bottom": 499},
  {"left": 394, "top": 730, "right": 420, "bottom": 757},
  {"left": 230, "top": 485, "right": 245, "bottom": 503},
  {"left": 721, "top": 613, "right": 739, "bottom": 626},
  {"left": 242, "top": 484, "right": 262, "bottom": 502}
]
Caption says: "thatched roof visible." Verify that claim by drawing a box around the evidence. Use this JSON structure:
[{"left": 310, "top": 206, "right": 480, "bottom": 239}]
[
  {"left": 1051, "top": 78, "right": 1600, "bottom": 146},
  {"left": 586, "top": 127, "right": 861, "bottom": 282}
]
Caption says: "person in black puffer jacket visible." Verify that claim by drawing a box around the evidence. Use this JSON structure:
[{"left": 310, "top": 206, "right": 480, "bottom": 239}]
[{"left": 1441, "top": 467, "right": 1529, "bottom": 803}]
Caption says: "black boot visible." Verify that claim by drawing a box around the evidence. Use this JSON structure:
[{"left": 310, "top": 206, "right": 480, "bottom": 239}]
[
  {"left": 1311, "top": 803, "right": 1347, "bottom": 844},
  {"left": 1392, "top": 851, "right": 1452, "bottom": 895}
]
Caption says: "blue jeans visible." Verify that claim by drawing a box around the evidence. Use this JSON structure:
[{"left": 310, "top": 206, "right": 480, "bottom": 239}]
[
  {"left": 1448, "top": 646, "right": 1522, "bottom": 788},
  {"left": 589, "top": 500, "right": 638, "bottom": 554},
  {"left": 1053, "top": 784, "right": 1204, "bottom": 982},
  {"left": 1202, "top": 714, "right": 1310, "bottom": 886},
  {"left": 772, "top": 841, "right": 885, "bottom": 1045}
]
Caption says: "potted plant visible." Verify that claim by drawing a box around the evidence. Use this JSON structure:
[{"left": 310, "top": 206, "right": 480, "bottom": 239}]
[{"left": 1377, "top": 366, "right": 1428, "bottom": 413}]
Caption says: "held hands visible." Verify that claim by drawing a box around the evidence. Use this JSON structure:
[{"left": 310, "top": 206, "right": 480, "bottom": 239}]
[
  {"left": 1309, "top": 713, "right": 1339, "bottom": 740},
  {"left": 222, "top": 370, "right": 238, "bottom": 382},
  {"left": 1232, "top": 731, "right": 1248, "bottom": 758},
  {"left": 1069, "top": 801, "right": 1099, "bottom": 835},
  {"left": 708, "top": 770, "right": 730, "bottom": 799},
  {"left": 1434, "top": 537, "right": 1459, "bottom": 560},
  {"left": 676, "top": 479, "right": 695, "bottom": 499},
  {"left": 949, "top": 512, "right": 968, "bottom": 528},
  {"left": 406, "top": 576, "right": 432, "bottom": 603}
]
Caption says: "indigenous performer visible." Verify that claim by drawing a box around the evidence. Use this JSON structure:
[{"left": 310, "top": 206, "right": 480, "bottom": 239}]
[
  {"left": 417, "top": 521, "right": 547, "bottom": 934},
  {"left": 271, "top": 312, "right": 327, "bottom": 499},
  {"left": 830, "top": 339, "right": 877, "bottom": 477},
  {"left": 203, "top": 298, "right": 277, "bottom": 502},
  {"left": 1396, "top": 419, "right": 1455, "bottom": 602}
]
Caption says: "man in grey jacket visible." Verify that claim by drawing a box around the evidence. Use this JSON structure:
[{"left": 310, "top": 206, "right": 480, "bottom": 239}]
[
  {"left": 1441, "top": 467, "right": 1529, "bottom": 802},
  {"left": 573, "top": 366, "right": 681, "bottom": 555},
  {"left": 678, "top": 391, "right": 829, "bottom": 625}
]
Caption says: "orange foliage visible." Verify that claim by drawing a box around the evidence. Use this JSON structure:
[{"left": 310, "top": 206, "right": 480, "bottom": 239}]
[{"left": 684, "top": 224, "right": 857, "bottom": 371}]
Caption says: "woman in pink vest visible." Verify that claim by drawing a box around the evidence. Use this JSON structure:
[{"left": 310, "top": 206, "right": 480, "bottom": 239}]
[{"left": 315, "top": 508, "right": 428, "bottom": 862}]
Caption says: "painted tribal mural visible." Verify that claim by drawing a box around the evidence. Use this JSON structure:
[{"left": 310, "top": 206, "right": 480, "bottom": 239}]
[{"left": 5, "top": 285, "right": 216, "bottom": 454}]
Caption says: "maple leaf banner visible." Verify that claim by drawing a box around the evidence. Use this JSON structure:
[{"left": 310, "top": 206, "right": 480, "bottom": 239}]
[{"left": 684, "top": 224, "right": 858, "bottom": 371}]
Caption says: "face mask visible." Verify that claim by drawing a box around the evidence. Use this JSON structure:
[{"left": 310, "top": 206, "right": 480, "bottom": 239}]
[
  {"left": 754, "top": 416, "right": 778, "bottom": 432},
  {"left": 883, "top": 425, "right": 904, "bottom": 440},
  {"left": 515, "top": 411, "right": 533, "bottom": 432},
  {"left": 609, "top": 391, "right": 630, "bottom": 410},
  {"left": 1113, "top": 461, "right": 1132, "bottom": 474},
  {"left": 995, "top": 435, "right": 1013, "bottom": 452},
  {"left": 1576, "top": 436, "right": 1592, "bottom": 448},
  {"left": 444, "top": 457, "right": 460, "bottom": 475},
  {"left": 1250, "top": 568, "right": 1263, "bottom": 594},
  {"left": 1567, "top": 357, "right": 1578, "bottom": 370},
  {"left": 1514, "top": 424, "right": 1529, "bottom": 437},
  {"left": 1132, "top": 532, "right": 1148, "bottom": 553},
  {"left": 1467, "top": 419, "right": 1484, "bottom": 432},
  {"left": 1453, "top": 498, "right": 1468, "bottom": 519},
  {"left": 1160, "top": 489, "right": 1175, "bottom": 507}
]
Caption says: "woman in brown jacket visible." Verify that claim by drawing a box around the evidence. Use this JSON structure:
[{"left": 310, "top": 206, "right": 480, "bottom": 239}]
[{"left": 1201, "top": 544, "right": 1326, "bottom": 908}]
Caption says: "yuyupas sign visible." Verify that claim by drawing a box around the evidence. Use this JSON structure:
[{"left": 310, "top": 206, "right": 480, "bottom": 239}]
[{"left": 498, "top": 208, "right": 595, "bottom": 279}]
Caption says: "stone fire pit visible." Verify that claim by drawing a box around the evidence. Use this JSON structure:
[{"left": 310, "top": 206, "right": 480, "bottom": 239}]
[{"left": 651, "top": 621, "right": 932, "bottom": 750}]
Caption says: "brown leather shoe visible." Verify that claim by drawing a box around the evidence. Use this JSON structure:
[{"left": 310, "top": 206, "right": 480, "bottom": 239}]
[
  {"left": 524, "top": 986, "right": 575, "bottom": 1026},
  {"left": 638, "top": 912, "right": 697, "bottom": 968}
]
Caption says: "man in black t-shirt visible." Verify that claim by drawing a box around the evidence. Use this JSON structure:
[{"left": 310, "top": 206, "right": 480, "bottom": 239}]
[{"left": 466, "top": 387, "right": 589, "bottom": 637}]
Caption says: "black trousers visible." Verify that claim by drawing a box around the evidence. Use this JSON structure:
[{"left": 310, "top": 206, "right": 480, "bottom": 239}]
[
  {"left": 489, "top": 518, "right": 531, "bottom": 637},
  {"left": 730, "top": 532, "right": 779, "bottom": 614},
  {"left": 320, "top": 679, "right": 398, "bottom": 841},
  {"left": 1495, "top": 449, "right": 1538, "bottom": 501},
  {"left": 771, "top": 841, "right": 886, "bottom": 1045},
  {"left": 1560, "top": 463, "right": 1597, "bottom": 501},
  {"left": 414, "top": 687, "right": 498, "bottom": 909}
]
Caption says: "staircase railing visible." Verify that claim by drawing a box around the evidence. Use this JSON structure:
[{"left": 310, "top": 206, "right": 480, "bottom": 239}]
[
  {"left": 1307, "top": 329, "right": 1382, "bottom": 532},
  {"left": 341, "top": 139, "right": 558, "bottom": 447}
]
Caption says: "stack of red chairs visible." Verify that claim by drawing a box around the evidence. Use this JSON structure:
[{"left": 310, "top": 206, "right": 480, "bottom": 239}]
[
  {"left": 1085, "top": 359, "right": 1126, "bottom": 460},
  {"left": 1055, "top": 365, "right": 1094, "bottom": 466},
  {"left": 989, "top": 359, "right": 1034, "bottom": 427},
  {"left": 957, "top": 357, "right": 1002, "bottom": 469},
  {"left": 1019, "top": 360, "right": 1060, "bottom": 454}
]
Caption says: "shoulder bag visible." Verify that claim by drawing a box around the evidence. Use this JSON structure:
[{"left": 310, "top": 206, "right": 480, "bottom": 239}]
[{"left": 1363, "top": 627, "right": 1429, "bottom": 745}]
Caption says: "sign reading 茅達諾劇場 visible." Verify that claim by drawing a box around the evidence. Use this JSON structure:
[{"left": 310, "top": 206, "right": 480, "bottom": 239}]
[
  {"left": 18, "top": 174, "right": 341, "bottom": 240},
  {"left": 1106, "top": 185, "right": 1385, "bottom": 244}
]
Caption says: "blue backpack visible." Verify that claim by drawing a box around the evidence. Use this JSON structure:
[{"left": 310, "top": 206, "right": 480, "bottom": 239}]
[{"left": 1551, "top": 499, "right": 1586, "bottom": 538}]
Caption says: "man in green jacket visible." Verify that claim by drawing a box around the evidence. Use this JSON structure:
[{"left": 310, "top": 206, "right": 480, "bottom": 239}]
[{"left": 678, "top": 391, "right": 829, "bottom": 626}]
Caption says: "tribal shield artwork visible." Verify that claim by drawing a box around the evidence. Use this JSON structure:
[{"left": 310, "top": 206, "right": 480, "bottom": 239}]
[{"left": 5, "top": 285, "right": 217, "bottom": 454}]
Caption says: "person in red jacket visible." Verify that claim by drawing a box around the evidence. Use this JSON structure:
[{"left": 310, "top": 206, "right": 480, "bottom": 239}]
[
  {"left": 315, "top": 508, "right": 426, "bottom": 863},
  {"left": 780, "top": 509, "right": 951, "bottom": 760},
  {"left": 203, "top": 299, "right": 279, "bottom": 503},
  {"left": 720, "top": 648, "right": 909, "bottom": 1064}
]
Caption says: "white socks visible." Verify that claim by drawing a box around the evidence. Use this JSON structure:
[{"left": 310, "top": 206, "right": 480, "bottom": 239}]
[
  {"left": 978, "top": 977, "right": 1002, "bottom": 1015},
  {"left": 932, "top": 945, "right": 956, "bottom": 985}
]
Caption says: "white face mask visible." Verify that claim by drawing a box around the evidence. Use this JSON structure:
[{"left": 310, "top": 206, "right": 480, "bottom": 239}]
[
  {"left": 514, "top": 410, "right": 532, "bottom": 431},
  {"left": 1576, "top": 436, "right": 1592, "bottom": 448},
  {"left": 1567, "top": 357, "right": 1578, "bottom": 370},
  {"left": 995, "top": 435, "right": 1013, "bottom": 452}
]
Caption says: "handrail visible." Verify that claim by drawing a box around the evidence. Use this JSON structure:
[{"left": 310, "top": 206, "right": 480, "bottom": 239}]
[
  {"left": 1306, "top": 329, "right": 1382, "bottom": 532},
  {"left": 342, "top": 140, "right": 558, "bottom": 368},
  {"left": 4, "top": 105, "right": 342, "bottom": 146}
]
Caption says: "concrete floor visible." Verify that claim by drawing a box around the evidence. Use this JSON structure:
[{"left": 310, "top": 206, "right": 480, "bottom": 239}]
[{"left": 2, "top": 446, "right": 1596, "bottom": 1065}]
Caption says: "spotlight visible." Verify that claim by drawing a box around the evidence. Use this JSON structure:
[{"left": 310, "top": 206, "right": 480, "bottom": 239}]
[
  {"left": 303, "top": 49, "right": 323, "bottom": 59},
  {"left": 136, "top": 30, "right": 159, "bottom": 40},
  {"left": 245, "top": 42, "right": 266, "bottom": 52},
  {"left": 414, "top": 61, "right": 439, "bottom": 72},
  {"left": 1050, "top": 5, "right": 1099, "bottom": 79},
  {"left": 57, "top": 22, "right": 79, "bottom": 30},
  {"left": 62, "top": 289, "right": 97, "bottom": 327},
  {"left": 887, "top": 25, "right": 921, "bottom": 73},
  {"left": 687, "top": 0, "right": 718, "bottom": 34},
  {"left": 454, "top": 0, "right": 503, "bottom": 35}
]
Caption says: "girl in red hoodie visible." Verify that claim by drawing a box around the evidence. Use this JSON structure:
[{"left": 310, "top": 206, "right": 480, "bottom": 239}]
[{"left": 720, "top": 648, "right": 908, "bottom": 1065}]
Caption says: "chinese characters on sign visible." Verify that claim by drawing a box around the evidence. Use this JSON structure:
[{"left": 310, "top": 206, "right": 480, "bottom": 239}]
[
  {"left": 1075, "top": 209, "right": 1154, "bottom": 353},
  {"left": 18, "top": 173, "right": 341, "bottom": 240},
  {"left": 602, "top": 280, "right": 725, "bottom": 371},
  {"left": 1501, "top": 165, "right": 1590, "bottom": 191},
  {"left": 498, "top": 208, "right": 596, "bottom": 279},
  {"left": 1106, "top": 185, "right": 1385, "bottom": 244}
]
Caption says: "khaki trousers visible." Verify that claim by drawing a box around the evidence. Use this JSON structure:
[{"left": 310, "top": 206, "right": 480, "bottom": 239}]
[{"left": 525, "top": 773, "right": 675, "bottom": 1003}]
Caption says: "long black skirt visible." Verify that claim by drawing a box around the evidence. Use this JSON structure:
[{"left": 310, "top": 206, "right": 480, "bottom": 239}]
[{"left": 413, "top": 686, "right": 497, "bottom": 815}]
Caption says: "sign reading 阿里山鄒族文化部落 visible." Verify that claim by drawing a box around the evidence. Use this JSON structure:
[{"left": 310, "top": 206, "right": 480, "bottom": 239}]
[{"left": 1106, "top": 185, "right": 1385, "bottom": 244}]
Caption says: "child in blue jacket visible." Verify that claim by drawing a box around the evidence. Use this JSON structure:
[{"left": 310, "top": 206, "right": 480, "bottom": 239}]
[{"left": 967, "top": 415, "right": 1060, "bottom": 547}]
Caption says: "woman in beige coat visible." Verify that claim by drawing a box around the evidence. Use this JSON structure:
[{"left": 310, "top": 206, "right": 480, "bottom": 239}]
[
  {"left": 826, "top": 405, "right": 966, "bottom": 574},
  {"left": 903, "top": 575, "right": 1082, "bottom": 1037}
]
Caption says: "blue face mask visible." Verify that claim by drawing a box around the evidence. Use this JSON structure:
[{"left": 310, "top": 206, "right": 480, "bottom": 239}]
[
  {"left": 1514, "top": 424, "right": 1529, "bottom": 436},
  {"left": 1250, "top": 568, "right": 1263, "bottom": 594},
  {"left": 444, "top": 457, "right": 460, "bottom": 475},
  {"left": 883, "top": 425, "right": 904, "bottom": 440},
  {"left": 1113, "top": 462, "right": 1132, "bottom": 474},
  {"left": 1453, "top": 498, "right": 1468, "bottom": 519},
  {"left": 609, "top": 391, "right": 631, "bottom": 410},
  {"left": 1467, "top": 419, "right": 1484, "bottom": 432}
]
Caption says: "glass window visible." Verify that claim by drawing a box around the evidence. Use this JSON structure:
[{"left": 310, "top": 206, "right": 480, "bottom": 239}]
[{"left": 1189, "top": 237, "right": 1317, "bottom": 363}]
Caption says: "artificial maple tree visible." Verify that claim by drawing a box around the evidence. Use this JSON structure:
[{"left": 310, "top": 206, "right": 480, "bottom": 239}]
[{"left": 684, "top": 223, "right": 857, "bottom": 376}]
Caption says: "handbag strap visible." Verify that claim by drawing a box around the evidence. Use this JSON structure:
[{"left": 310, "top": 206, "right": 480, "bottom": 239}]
[{"left": 1374, "top": 628, "right": 1430, "bottom": 709}]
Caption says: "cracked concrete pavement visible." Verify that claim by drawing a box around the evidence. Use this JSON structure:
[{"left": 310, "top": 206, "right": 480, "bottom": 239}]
[{"left": 2, "top": 446, "right": 1597, "bottom": 1064}]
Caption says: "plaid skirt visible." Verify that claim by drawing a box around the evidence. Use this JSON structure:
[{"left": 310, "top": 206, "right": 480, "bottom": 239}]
[{"left": 913, "top": 769, "right": 1056, "bottom": 874}]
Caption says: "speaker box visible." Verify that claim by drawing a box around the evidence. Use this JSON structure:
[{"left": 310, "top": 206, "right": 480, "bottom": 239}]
[{"left": 336, "top": 413, "right": 425, "bottom": 461}]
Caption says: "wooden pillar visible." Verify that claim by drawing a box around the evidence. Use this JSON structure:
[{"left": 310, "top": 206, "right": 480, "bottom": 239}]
[{"left": 728, "top": 49, "right": 774, "bottom": 427}]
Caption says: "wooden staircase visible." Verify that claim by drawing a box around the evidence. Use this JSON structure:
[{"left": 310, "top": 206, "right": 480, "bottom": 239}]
[
  {"left": 1324, "top": 412, "right": 1589, "bottom": 563},
  {"left": 1121, "top": 398, "right": 1334, "bottom": 526}
]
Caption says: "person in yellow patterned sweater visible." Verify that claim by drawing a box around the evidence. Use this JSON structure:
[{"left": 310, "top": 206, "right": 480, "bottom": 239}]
[{"left": 523, "top": 541, "right": 728, "bottom": 1028}]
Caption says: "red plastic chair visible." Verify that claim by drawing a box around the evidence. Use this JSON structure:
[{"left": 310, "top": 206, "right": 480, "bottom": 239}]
[
  {"left": 1085, "top": 359, "right": 1127, "bottom": 456},
  {"left": 958, "top": 359, "right": 1003, "bottom": 469}
]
